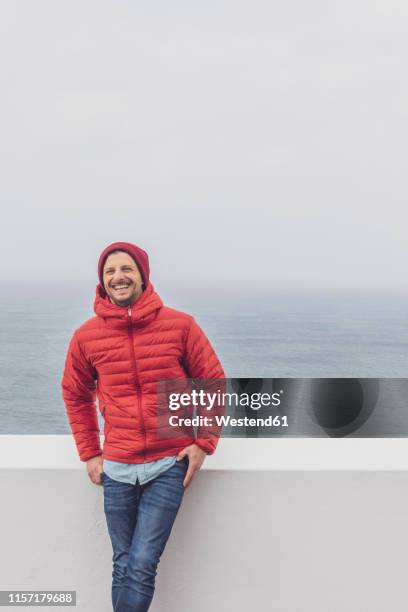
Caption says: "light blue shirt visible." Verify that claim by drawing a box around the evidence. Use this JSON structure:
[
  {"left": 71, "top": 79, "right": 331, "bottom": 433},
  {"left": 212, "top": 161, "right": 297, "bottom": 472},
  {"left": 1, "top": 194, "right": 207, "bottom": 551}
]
[{"left": 103, "top": 456, "right": 177, "bottom": 485}]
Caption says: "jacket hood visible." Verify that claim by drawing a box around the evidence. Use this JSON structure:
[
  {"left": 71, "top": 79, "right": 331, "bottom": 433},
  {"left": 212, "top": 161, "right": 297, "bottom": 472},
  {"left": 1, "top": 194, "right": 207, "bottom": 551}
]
[
  {"left": 98, "top": 241, "right": 150, "bottom": 290},
  {"left": 94, "top": 281, "right": 163, "bottom": 326}
]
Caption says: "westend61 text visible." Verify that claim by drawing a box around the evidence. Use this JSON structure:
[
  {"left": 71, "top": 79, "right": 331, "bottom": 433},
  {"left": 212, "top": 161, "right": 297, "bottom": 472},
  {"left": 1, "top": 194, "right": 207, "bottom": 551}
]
[{"left": 169, "top": 415, "right": 289, "bottom": 427}]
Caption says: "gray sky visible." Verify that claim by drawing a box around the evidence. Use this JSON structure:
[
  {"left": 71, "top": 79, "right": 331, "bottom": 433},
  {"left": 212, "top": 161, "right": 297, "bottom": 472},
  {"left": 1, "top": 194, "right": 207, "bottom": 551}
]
[{"left": 1, "top": 0, "right": 408, "bottom": 294}]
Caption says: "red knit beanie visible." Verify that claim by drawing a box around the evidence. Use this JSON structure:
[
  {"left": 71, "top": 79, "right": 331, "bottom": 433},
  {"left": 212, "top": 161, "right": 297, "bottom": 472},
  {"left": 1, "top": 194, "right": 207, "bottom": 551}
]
[{"left": 98, "top": 242, "right": 150, "bottom": 288}]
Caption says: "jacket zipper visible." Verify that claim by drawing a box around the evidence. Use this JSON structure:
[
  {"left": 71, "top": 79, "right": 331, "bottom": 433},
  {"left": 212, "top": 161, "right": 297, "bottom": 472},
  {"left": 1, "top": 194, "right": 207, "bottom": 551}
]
[{"left": 127, "top": 306, "right": 147, "bottom": 462}]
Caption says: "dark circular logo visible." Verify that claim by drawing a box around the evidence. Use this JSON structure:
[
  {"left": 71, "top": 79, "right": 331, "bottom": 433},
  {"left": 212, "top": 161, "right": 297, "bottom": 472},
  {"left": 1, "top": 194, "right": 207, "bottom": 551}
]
[{"left": 310, "top": 379, "right": 380, "bottom": 437}]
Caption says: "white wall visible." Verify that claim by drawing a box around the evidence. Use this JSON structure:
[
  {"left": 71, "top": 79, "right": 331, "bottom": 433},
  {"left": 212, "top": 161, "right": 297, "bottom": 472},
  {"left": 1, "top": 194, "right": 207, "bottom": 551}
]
[{"left": 1, "top": 438, "right": 408, "bottom": 611}]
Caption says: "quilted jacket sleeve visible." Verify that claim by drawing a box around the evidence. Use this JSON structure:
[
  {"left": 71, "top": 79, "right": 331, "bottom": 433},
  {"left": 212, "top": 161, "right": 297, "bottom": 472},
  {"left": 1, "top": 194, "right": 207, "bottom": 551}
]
[
  {"left": 183, "top": 317, "right": 225, "bottom": 455},
  {"left": 61, "top": 332, "right": 102, "bottom": 462}
]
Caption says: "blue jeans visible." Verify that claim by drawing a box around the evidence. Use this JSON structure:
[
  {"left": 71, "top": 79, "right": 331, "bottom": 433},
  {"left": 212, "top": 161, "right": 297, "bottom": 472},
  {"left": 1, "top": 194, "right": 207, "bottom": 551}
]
[{"left": 103, "top": 456, "right": 188, "bottom": 612}]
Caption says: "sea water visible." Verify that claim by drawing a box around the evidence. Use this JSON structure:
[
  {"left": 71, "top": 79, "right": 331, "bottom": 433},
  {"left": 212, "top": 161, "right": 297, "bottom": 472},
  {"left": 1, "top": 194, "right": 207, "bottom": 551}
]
[{"left": 0, "top": 288, "right": 407, "bottom": 433}]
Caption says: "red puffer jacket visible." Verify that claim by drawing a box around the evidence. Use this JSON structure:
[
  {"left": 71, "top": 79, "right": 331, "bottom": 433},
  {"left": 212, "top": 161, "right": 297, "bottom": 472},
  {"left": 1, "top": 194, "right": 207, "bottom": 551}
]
[{"left": 62, "top": 282, "right": 225, "bottom": 462}]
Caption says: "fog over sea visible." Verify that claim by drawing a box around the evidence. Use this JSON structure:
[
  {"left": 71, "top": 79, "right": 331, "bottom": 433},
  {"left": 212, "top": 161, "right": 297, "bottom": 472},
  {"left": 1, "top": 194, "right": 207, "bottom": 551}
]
[{"left": 0, "top": 287, "right": 407, "bottom": 434}]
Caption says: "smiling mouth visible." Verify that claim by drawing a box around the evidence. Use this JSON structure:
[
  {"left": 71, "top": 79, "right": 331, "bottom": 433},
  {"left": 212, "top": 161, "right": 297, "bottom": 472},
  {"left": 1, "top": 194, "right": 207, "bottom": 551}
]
[{"left": 111, "top": 284, "right": 131, "bottom": 291}]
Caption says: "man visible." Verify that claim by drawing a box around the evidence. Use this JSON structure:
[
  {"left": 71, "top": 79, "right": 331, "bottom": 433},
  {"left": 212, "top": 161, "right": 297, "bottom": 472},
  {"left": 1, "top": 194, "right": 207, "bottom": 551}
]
[{"left": 62, "top": 241, "right": 224, "bottom": 612}]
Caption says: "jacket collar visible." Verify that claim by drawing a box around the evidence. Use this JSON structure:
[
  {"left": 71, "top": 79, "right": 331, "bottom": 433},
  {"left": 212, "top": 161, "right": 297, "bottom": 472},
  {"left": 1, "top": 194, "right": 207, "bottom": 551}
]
[{"left": 94, "top": 281, "right": 163, "bottom": 327}]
